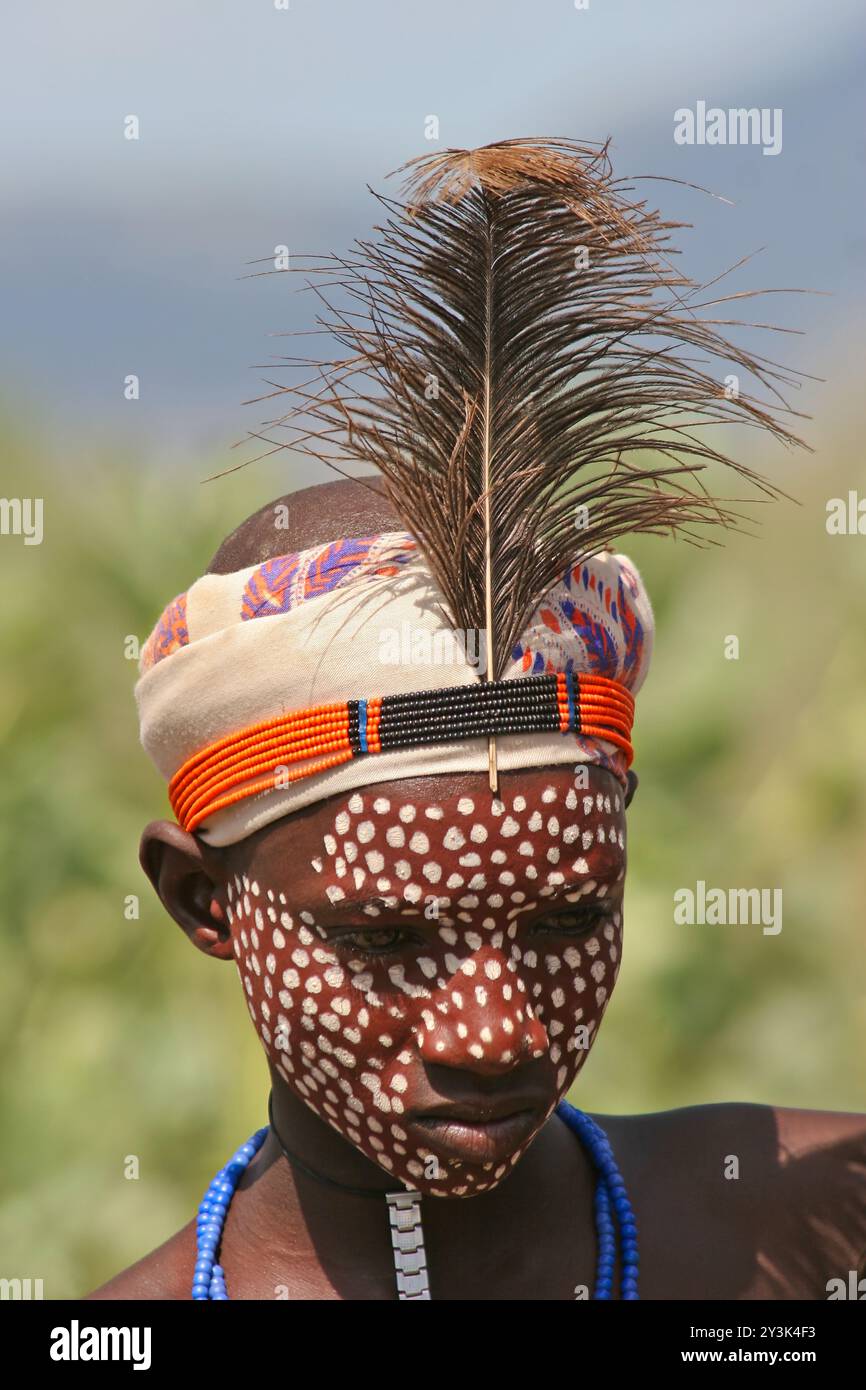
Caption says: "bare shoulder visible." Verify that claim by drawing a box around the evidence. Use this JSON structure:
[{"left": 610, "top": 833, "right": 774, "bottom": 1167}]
[
  {"left": 598, "top": 1097, "right": 866, "bottom": 1159},
  {"left": 588, "top": 1102, "right": 866, "bottom": 1299},
  {"left": 84, "top": 1220, "right": 197, "bottom": 1301}
]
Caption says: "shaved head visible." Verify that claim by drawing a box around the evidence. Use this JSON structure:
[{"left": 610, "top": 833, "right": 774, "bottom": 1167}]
[{"left": 207, "top": 476, "right": 401, "bottom": 574}]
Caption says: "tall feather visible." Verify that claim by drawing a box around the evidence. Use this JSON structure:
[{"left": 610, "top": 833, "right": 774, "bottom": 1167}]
[{"left": 240, "top": 136, "right": 812, "bottom": 790}]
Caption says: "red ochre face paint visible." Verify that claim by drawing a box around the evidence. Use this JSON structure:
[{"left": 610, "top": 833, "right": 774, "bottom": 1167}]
[{"left": 225, "top": 768, "right": 626, "bottom": 1198}]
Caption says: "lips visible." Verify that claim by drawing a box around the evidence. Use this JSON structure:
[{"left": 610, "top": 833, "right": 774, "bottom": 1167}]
[{"left": 407, "top": 1104, "right": 545, "bottom": 1164}]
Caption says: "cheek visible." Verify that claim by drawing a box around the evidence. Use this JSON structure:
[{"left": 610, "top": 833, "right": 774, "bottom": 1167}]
[
  {"left": 227, "top": 876, "right": 387, "bottom": 1060},
  {"left": 226, "top": 874, "right": 416, "bottom": 1161},
  {"left": 226, "top": 875, "right": 293, "bottom": 1053},
  {"left": 540, "top": 910, "right": 622, "bottom": 1085}
]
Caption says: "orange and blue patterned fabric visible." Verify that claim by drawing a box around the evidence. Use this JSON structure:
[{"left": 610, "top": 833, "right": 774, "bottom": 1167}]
[
  {"left": 140, "top": 592, "right": 189, "bottom": 672},
  {"left": 140, "top": 533, "right": 418, "bottom": 672},
  {"left": 240, "top": 534, "right": 417, "bottom": 621},
  {"left": 511, "top": 558, "right": 646, "bottom": 691}
]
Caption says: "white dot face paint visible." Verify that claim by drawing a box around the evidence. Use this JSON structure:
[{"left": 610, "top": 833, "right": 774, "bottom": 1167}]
[{"left": 228, "top": 772, "right": 626, "bottom": 1199}]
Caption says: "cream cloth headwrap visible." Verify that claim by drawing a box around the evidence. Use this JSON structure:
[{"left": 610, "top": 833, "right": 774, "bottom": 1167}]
[{"left": 135, "top": 531, "right": 653, "bottom": 845}]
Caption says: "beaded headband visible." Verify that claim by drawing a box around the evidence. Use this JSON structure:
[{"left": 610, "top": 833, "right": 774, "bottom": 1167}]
[
  {"left": 135, "top": 531, "right": 653, "bottom": 845},
  {"left": 168, "top": 671, "right": 635, "bottom": 834}
]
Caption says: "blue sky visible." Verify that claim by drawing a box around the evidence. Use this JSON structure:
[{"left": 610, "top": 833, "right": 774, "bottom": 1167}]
[{"left": 2, "top": 0, "right": 864, "bottom": 457}]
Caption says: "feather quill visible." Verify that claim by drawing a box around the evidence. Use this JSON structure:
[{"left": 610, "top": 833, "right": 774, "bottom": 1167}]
[{"left": 240, "top": 136, "right": 811, "bottom": 790}]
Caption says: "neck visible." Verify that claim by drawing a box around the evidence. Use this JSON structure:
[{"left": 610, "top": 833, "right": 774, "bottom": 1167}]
[
  {"left": 268, "top": 1073, "right": 401, "bottom": 1196},
  {"left": 220, "top": 1070, "right": 602, "bottom": 1299}
]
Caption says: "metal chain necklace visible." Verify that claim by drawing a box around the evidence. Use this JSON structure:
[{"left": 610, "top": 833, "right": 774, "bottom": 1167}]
[{"left": 192, "top": 1094, "right": 640, "bottom": 1300}]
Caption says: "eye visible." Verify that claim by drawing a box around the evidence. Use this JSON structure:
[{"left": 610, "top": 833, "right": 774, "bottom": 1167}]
[
  {"left": 334, "top": 926, "right": 415, "bottom": 959},
  {"left": 530, "top": 903, "right": 616, "bottom": 937}
]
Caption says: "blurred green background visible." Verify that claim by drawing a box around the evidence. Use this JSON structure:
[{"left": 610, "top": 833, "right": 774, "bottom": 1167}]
[{"left": 1, "top": 390, "right": 864, "bottom": 1296}]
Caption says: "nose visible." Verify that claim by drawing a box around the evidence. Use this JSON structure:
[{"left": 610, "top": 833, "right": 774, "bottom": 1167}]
[{"left": 413, "top": 947, "right": 549, "bottom": 1075}]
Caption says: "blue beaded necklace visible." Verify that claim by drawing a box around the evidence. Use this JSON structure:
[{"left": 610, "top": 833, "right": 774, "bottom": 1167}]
[{"left": 193, "top": 1097, "right": 639, "bottom": 1300}]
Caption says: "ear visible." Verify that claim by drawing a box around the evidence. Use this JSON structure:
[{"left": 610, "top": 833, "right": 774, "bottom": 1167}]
[
  {"left": 139, "top": 820, "right": 234, "bottom": 960},
  {"left": 624, "top": 769, "right": 639, "bottom": 809}
]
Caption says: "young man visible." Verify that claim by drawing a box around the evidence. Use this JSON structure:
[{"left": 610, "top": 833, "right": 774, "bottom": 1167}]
[{"left": 88, "top": 477, "right": 866, "bottom": 1301}]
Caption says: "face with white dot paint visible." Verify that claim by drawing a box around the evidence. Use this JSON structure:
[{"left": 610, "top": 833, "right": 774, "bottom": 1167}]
[{"left": 220, "top": 765, "right": 627, "bottom": 1198}]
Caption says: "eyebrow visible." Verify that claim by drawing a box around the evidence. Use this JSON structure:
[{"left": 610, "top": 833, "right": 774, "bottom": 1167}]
[{"left": 315, "top": 870, "right": 623, "bottom": 922}]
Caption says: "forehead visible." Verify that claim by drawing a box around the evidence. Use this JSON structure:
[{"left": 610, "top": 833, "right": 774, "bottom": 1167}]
[{"left": 230, "top": 767, "right": 626, "bottom": 910}]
